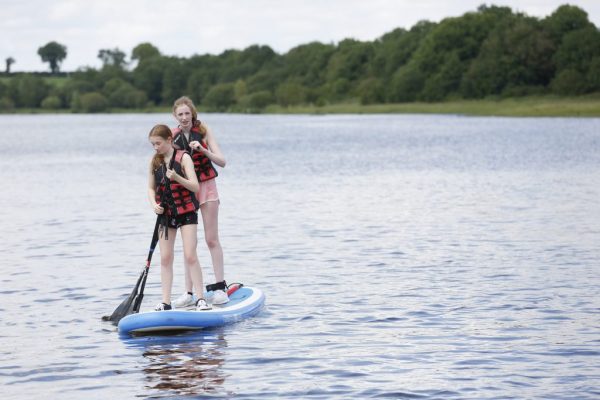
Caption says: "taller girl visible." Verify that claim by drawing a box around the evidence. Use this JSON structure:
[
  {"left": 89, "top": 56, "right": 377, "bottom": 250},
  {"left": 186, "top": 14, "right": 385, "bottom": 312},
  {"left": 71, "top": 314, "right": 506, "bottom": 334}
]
[{"left": 170, "top": 96, "right": 229, "bottom": 306}]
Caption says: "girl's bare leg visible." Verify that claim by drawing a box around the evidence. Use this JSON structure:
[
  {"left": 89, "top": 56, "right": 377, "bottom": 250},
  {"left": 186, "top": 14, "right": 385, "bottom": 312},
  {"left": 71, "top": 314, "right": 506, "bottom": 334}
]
[
  {"left": 200, "top": 201, "right": 224, "bottom": 282},
  {"left": 158, "top": 228, "right": 177, "bottom": 304},
  {"left": 180, "top": 224, "right": 205, "bottom": 299}
]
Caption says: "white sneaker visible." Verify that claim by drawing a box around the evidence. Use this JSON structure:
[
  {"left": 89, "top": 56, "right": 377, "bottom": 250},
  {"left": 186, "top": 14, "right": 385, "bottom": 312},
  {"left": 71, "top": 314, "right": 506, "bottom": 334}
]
[
  {"left": 172, "top": 292, "right": 196, "bottom": 308},
  {"left": 195, "top": 298, "right": 212, "bottom": 311},
  {"left": 211, "top": 289, "right": 230, "bottom": 305},
  {"left": 154, "top": 302, "right": 172, "bottom": 311}
]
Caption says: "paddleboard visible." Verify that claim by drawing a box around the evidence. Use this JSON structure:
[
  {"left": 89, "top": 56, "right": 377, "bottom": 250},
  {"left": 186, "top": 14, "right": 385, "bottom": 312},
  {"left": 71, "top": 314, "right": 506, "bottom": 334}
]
[{"left": 118, "top": 285, "right": 265, "bottom": 335}]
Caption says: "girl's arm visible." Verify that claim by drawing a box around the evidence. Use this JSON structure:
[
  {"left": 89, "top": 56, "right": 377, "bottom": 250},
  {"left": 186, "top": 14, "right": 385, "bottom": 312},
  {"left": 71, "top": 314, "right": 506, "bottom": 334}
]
[
  {"left": 191, "top": 124, "right": 226, "bottom": 168},
  {"left": 148, "top": 162, "right": 164, "bottom": 214},
  {"left": 167, "top": 153, "right": 200, "bottom": 193}
]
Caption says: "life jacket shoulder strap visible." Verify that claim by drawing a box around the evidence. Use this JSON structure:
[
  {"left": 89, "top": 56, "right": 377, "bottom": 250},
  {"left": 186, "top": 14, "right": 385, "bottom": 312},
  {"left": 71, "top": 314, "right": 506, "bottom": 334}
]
[
  {"left": 174, "top": 150, "right": 185, "bottom": 164},
  {"left": 172, "top": 126, "right": 201, "bottom": 135}
]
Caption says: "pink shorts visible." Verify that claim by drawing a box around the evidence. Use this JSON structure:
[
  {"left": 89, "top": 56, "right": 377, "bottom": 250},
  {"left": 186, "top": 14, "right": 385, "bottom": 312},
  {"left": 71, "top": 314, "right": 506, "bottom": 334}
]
[{"left": 197, "top": 178, "right": 219, "bottom": 205}]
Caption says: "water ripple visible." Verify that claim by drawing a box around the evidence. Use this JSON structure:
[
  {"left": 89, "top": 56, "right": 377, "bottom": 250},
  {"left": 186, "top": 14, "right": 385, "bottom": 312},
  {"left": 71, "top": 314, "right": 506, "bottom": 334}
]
[{"left": 1, "top": 113, "right": 599, "bottom": 399}]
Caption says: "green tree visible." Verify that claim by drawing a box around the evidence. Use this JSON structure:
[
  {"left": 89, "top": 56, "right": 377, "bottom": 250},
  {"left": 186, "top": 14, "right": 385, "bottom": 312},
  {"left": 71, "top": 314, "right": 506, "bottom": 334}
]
[
  {"left": 102, "top": 78, "right": 147, "bottom": 108},
  {"left": 203, "top": 83, "right": 236, "bottom": 111},
  {"left": 325, "top": 39, "right": 374, "bottom": 90},
  {"left": 238, "top": 90, "right": 273, "bottom": 111},
  {"left": 161, "top": 58, "right": 188, "bottom": 104},
  {"left": 131, "top": 43, "right": 161, "bottom": 63},
  {"left": 133, "top": 57, "right": 169, "bottom": 104},
  {"left": 587, "top": 56, "right": 600, "bottom": 91},
  {"left": 404, "top": 7, "right": 512, "bottom": 101},
  {"left": 184, "top": 54, "right": 221, "bottom": 104},
  {"left": 60, "top": 71, "right": 98, "bottom": 108},
  {"left": 79, "top": 92, "right": 109, "bottom": 112},
  {"left": 70, "top": 91, "right": 82, "bottom": 112},
  {"left": 234, "top": 79, "right": 247, "bottom": 101},
  {"left": 275, "top": 82, "right": 307, "bottom": 106},
  {"left": 38, "top": 41, "right": 67, "bottom": 74},
  {"left": 282, "top": 42, "right": 335, "bottom": 87},
  {"left": 461, "top": 56, "right": 502, "bottom": 98},
  {"left": 102, "top": 78, "right": 128, "bottom": 96},
  {"left": 5, "top": 57, "right": 15, "bottom": 74},
  {"left": 218, "top": 45, "right": 277, "bottom": 82},
  {"left": 551, "top": 68, "right": 587, "bottom": 95},
  {"left": 185, "top": 68, "right": 218, "bottom": 105},
  {"left": 543, "top": 5, "right": 593, "bottom": 43},
  {"left": 0, "top": 81, "right": 13, "bottom": 110},
  {"left": 357, "top": 77, "right": 385, "bottom": 104},
  {"left": 462, "top": 15, "right": 555, "bottom": 98},
  {"left": 245, "top": 67, "right": 285, "bottom": 93},
  {"left": 503, "top": 20, "right": 555, "bottom": 88},
  {"left": 320, "top": 78, "right": 351, "bottom": 101},
  {"left": 10, "top": 75, "right": 49, "bottom": 107},
  {"left": 374, "top": 21, "right": 435, "bottom": 102},
  {"left": 421, "top": 52, "right": 465, "bottom": 101},
  {"left": 0, "top": 97, "right": 15, "bottom": 110},
  {"left": 70, "top": 68, "right": 102, "bottom": 89},
  {"left": 373, "top": 21, "right": 434, "bottom": 80},
  {"left": 41, "top": 96, "right": 62, "bottom": 110},
  {"left": 98, "top": 48, "right": 128, "bottom": 68},
  {"left": 389, "top": 62, "right": 426, "bottom": 102},
  {"left": 110, "top": 86, "right": 147, "bottom": 108},
  {"left": 553, "top": 26, "right": 600, "bottom": 74}
]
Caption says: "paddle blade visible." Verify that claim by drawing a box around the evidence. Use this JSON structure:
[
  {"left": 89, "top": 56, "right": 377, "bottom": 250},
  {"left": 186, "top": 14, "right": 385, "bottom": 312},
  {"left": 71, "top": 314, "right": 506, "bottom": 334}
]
[{"left": 102, "top": 269, "right": 144, "bottom": 324}]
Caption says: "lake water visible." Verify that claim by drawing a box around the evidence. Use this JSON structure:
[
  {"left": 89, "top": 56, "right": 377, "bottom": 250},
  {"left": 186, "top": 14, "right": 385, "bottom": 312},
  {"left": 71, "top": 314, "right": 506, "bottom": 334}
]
[{"left": 0, "top": 113, "right": 599, "bottom": 399}]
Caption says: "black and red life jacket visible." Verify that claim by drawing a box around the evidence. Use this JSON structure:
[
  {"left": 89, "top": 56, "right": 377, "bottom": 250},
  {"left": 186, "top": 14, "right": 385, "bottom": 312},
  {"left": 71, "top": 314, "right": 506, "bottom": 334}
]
[
  {"left": 154, "top": 150, "right": 199, "bottom": 216},
  {"left": 172, "top": 126, "right": 218, "bottom": 182}
]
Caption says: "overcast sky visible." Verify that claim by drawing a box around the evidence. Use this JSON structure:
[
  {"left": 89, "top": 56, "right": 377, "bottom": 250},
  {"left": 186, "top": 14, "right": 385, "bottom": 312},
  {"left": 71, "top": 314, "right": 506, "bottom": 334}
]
[{"left": 2, "top": 0, "right": 599, "bottom": 72}]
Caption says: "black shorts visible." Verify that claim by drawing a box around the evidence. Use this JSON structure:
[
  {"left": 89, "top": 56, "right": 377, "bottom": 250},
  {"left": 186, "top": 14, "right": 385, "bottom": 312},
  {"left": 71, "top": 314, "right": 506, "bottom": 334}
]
[{"left": 161, "top": 212, "right": 198, "bottom": 229}]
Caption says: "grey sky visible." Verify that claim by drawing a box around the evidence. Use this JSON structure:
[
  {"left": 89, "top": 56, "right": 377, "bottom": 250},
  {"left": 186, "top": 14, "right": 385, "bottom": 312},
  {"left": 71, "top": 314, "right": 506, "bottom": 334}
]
[{"left": 2, "top": 0, "right": 599, "bottom": 72}]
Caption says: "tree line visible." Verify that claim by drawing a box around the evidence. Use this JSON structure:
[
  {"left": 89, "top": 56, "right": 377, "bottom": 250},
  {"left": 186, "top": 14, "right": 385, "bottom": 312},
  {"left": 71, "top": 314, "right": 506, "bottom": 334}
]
[{"left": 1, "top": 4, "right": 599, "bottom": 112}]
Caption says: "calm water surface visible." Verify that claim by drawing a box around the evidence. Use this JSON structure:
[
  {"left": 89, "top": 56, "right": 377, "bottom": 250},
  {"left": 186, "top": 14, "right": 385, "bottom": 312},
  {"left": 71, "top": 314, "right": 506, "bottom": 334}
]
[{"left": 0, "top": 113, "right": 599, "bottom": 399}]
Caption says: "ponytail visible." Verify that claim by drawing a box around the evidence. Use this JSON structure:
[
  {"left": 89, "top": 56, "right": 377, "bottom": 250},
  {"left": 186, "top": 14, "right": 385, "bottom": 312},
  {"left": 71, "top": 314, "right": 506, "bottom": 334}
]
[
  {"left": 194, "top": 119, "right": 208, "bottom": 138},
  {"left": 151, "top": 153, "right": 164, "bottom": 171}
]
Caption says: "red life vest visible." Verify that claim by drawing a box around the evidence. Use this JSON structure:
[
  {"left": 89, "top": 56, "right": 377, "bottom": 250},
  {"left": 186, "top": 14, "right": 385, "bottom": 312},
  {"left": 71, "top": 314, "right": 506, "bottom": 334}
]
[
  {"left": 172, "top": 126, "right": 218, "bottom": 182},
  {"left": 154, "top": 150, "right": 199, "bottom": 216}
]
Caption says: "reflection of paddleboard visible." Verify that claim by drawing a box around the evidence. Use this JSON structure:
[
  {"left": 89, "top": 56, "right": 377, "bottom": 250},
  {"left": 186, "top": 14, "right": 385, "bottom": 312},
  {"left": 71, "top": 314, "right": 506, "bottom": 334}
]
[{"left": 118, "top": 286, "right": 265, "bottom": 335}]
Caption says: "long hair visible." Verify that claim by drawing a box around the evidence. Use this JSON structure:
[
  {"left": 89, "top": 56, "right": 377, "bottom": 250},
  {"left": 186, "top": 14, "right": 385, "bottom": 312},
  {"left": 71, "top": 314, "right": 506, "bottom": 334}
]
[
  {"left": 149, "top": 124, "right": 172, "bottom": 171},
  {"left": 173, "top": 96, "right": 208, "bottom": 138}
]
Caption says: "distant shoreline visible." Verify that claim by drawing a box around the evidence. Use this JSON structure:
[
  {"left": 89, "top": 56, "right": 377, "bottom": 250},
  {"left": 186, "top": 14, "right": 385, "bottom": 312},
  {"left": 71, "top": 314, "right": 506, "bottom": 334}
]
[
  {"left": 263, "top": 96, "right": 600, "bottom": 117},
  {"left": 2, "top": 96, "right": 600, "bottom": 117}
]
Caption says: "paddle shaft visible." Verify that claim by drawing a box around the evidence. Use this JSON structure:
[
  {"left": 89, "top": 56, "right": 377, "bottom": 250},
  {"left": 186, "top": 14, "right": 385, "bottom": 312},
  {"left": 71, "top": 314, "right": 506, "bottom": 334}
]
[
  {"left": 146, "top": 215, "right": 161, "bottom": 267},
  {"left": 132, "top": 215, "right": 162, "bottom": 313}
]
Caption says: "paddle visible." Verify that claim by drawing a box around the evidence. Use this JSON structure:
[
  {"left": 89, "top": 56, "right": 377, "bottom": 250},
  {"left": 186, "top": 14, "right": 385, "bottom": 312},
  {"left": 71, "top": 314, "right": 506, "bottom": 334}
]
[
  {"left": 103, "top": 155, "right": 173, "bottom": 324},
  {"left": 103, "top": 215, "right": 162, "bottom": 324}
]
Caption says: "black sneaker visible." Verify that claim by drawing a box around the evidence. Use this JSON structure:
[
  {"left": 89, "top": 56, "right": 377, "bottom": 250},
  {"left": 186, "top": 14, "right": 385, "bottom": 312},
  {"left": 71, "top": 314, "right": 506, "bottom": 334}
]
[{"left": 154, "top": 302, "right": 172, "bottom": 311}]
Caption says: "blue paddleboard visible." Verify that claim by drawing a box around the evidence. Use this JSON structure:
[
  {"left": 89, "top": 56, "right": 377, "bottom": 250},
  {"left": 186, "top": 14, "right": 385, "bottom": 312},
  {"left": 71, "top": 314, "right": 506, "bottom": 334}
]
[{"left": 118, "top": 286, "right": 265, "bottom": 335}]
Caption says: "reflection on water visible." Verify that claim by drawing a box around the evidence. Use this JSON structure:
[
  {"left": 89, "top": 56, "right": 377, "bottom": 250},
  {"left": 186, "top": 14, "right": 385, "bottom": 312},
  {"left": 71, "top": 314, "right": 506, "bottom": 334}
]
[{"left": 127, "top": 331, "right": 228, "bottom": 398}]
